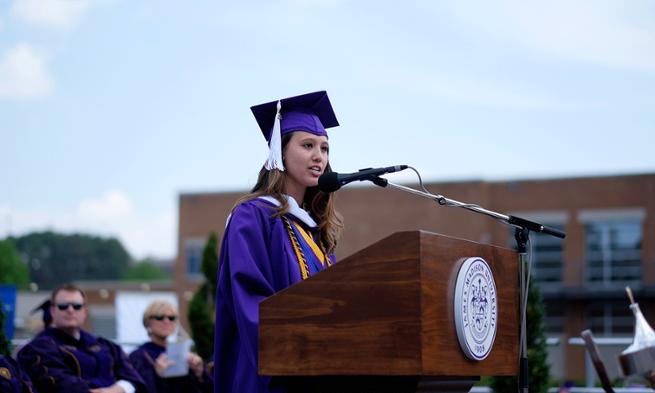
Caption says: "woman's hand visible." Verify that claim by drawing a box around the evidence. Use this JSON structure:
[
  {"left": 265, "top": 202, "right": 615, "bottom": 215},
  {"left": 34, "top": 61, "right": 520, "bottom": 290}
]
[
  {"left": 187, "top": 352, "right": 204, "bottom": 378},
  {"left": 154, "top": 353, "right": 175, "bottom": 377}
]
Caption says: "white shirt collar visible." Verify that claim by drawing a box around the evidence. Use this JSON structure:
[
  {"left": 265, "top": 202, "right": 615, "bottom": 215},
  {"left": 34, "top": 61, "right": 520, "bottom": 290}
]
[{"left": 258, "top": 195, "right": 318, "bottom": 228}]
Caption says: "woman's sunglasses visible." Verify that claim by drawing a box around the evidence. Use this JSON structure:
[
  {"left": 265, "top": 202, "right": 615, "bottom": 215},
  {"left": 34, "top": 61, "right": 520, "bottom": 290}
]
[
  {"left": 56, "top": 303, "right": 84, "bottom": 311},
  {"left": 150, "top": 315, "right": 177, "bottom": 322}
]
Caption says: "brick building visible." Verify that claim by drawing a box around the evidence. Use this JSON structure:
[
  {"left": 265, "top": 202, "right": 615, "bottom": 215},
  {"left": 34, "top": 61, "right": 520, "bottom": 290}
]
[{"left": 174, "top": 172, "right": 655, "bottom": 381}]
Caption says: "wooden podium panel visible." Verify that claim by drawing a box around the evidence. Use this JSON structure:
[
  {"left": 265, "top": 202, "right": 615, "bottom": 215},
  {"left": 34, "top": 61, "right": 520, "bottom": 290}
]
[
  {"left": 419, "top": 232, "right": 518, "bottom": 375},
  {"left": 259, "top": 230, "right": 518, "bottom": 380}
]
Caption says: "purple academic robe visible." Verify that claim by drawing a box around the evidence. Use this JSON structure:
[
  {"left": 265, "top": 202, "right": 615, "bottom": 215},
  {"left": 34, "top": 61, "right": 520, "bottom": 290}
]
[
  {"left": 0, "top": 355, "right": 36, "bottom": 393},
  {"left": 129, "top": 342, "right": 212, "bottom": 393},
  {"left": 17, "top": 327, "right": 145, "bottom": 393},
  {"left": 213, "top": 198, "right": 334, "bottom": 393}
]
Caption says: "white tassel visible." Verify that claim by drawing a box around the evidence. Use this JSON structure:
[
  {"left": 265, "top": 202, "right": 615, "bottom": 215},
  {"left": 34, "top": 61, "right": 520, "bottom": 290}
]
[{"left": 264, "top": 100, "right": 285, "bottom": 171}]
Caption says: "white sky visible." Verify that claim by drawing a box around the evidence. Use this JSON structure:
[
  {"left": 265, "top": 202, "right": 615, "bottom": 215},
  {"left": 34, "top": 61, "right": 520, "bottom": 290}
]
[{"left": 2, "top": 0, "right": 654, "bottom": 259}]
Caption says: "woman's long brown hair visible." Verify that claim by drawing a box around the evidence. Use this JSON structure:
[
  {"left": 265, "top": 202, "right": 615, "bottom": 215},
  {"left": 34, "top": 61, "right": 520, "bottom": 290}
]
[{"left": 234, "top": 133, "right": 343, "bottom": 254}]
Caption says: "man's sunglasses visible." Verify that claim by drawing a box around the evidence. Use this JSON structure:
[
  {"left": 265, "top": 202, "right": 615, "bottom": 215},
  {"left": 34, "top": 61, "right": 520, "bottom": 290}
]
[
  {"left": 150, "top": 315, "right": 177, "bottom": 322},
  {"left": 56, "top": 303, "right": 84, "bottom": 311}
]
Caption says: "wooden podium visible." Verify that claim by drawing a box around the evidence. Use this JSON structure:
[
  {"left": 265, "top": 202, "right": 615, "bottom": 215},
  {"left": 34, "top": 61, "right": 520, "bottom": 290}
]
[{"left": 259, "top": 231, "right": 519, "bottom": 392}]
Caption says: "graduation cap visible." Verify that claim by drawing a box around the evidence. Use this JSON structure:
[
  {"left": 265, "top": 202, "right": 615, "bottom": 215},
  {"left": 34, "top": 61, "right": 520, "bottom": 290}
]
[
  {"left": 250, "top": 91, "right": 339, "bottom": 171},
  {"left": 30, "top": 299, "right": 52, "bottom": 328}
]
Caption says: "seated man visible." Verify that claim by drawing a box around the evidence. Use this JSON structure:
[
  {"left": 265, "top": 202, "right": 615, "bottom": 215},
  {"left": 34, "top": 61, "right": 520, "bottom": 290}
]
[{"left": 18, "top": 284, "right": 145, "bottom": 393}]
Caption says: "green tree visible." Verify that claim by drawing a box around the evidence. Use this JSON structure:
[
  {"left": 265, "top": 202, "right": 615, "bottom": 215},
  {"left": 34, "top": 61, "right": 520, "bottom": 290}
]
[
  {"left": 123, "top": 259, "right": 170, "bottom": 281},
  {"left": 188, "top": 282, "right": 214, "bottom": 361},
  {"left": 201, "top": 234, "right": 219, "bottom": 296},
  {"left": 12, "top": 231, "right": 131, "bottom": 289},
  {"left": 490, "top": 279, "right": 550, "bottom": 393},
  {"left": 0, "top": 239, "right": 29, "bottom": 287},
  {"left": 188, "top": 232, "right": 219, "bottom": 361}
]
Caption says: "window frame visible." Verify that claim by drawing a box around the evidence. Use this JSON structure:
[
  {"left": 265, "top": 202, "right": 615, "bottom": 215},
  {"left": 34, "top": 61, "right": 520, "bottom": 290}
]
[{"left": 578, "top": 208, "right": 644, "bottom": 285}]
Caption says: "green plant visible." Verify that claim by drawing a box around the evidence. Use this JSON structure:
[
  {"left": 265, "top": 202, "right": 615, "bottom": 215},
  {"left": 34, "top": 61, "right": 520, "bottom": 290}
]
[
  {"left": 490, "top": 279, "right": 550, "bottom": 393},
  {"left": 188, "top": 232, "right": 219, "bottom": 361}
]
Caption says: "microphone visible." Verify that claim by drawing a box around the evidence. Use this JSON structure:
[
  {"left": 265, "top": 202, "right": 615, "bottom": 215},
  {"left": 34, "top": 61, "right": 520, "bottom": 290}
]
[{"left": 318, "top": 165, "right": 408, "bottom": 192}]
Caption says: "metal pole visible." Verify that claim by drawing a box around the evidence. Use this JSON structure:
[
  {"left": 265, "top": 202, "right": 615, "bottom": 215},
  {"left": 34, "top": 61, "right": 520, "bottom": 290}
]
[
  {"left": 516, "top": 228, "right": 530, "bottom": 393},
  {"left": 383, "top": 181, "right": 511, "bottom": 222}
]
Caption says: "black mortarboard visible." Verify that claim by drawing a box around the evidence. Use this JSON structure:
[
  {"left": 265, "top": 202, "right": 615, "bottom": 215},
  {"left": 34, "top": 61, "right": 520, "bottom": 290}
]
[
  {"left": 30, "top": 299, "right": 52, "bottom": 328},
  {"left": 250, "top": 91, "right": 339, "bottom": 171}
]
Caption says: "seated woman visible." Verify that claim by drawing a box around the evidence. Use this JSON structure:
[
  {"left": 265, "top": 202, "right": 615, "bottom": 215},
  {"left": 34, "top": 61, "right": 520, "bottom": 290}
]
[{"left": 129, "top": 300, "right": 212, "bottom": 393}]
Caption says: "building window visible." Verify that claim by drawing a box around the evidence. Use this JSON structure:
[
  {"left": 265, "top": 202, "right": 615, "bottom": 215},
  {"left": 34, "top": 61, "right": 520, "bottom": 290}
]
[
  {"left": 185, "top": 238, "right": 206, "bottom": 278},
  {"left": 506, "top": 212, "right": 566, "bottom": 284},
  {"left": 529, "top": 226, "right": 564, "bottom": 284},
  {"left": 543, "top": 300, "right": 564, "bottom": 335},
  {"left": 585, "top": 220, "right": 642, "bottom": 283},
  {"left": 586, "top": 301, "right": 634, "bottom": 336}
]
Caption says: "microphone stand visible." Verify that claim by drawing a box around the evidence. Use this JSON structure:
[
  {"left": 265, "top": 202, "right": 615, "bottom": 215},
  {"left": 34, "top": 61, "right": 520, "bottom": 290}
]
[{"left": 368, "top": 176, "right": 565, "bottom": 393}]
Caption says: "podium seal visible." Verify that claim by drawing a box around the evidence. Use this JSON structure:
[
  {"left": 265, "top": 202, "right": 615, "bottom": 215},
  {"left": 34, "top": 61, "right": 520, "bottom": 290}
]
[{"left": 454, "top": 257, "right": 498, "bottom": 361}]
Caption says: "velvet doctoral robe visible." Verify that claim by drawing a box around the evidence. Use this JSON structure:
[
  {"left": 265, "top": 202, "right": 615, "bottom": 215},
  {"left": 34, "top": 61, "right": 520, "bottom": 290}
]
[
  {"left": 0, "top": 355, "right": 36, "bottom": 393},
  {"left": 213, "top": 196, "right": 334, "bottom": 393},
  {"left": 17, "top": 327, "right": 145, "bottom": 393},
  {"left": 129, "top": 341, "right": 213, "bottom": 393}
]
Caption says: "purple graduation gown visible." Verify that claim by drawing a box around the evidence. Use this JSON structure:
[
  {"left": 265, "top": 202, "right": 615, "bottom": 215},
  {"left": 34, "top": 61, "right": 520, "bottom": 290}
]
[
  {"left": 213, "top": 197, "right": 334, "bottom": 393},
  {"left": 129, "top": 342, "right": 213, "bottom": 393},
  {"left": 17, "top": 327, "right": 145, "bottom": 393},
  {"left": 0, "top": 355, "right": 36, "bottom": 393}
]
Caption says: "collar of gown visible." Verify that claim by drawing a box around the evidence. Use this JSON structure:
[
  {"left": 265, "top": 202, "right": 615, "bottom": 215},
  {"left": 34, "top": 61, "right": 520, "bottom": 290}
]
[{"left": 258, "top": 195, "right": 318, "bottom": 228}]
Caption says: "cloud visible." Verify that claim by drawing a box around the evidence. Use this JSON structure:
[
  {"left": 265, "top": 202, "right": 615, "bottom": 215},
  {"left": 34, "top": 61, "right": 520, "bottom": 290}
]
[
  {"left": 11, "top": 0, "right": 92, "bottom": 30},
  {"left": 445, "top": 0, "right": 655, "bottom": 72},
  {"left": 368, "top": 64, "right": 582, "bottom": 111},
  {"left": 77, "top": 190, "right": 133, "bottom": 221},
  {"left": 0, "top": 43, "right": 53, "bottom": 99},
  {"left": 0, "top": 191, "right": 176, "bottom": 259}
]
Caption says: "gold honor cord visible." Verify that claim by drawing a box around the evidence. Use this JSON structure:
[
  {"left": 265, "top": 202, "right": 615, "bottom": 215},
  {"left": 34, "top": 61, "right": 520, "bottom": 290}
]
[{"left": 283, "top": 216, "right": 310, "bottom": 280}]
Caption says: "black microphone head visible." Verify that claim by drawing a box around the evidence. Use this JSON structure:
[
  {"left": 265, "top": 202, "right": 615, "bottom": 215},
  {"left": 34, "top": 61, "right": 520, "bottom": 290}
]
[{"left": 318, "top": 172, "right": 341, "bottom": 193}]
